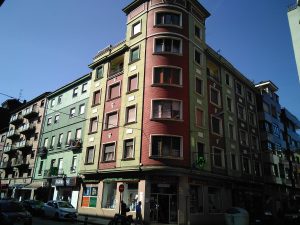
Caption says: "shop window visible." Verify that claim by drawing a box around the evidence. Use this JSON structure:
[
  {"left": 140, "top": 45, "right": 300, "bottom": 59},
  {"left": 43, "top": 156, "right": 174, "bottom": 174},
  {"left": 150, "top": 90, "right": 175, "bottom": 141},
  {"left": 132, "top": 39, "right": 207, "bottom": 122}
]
[
  {"left": 82, "top": 187, "right": 98, "bottom": 208},
  {"left": 102, "top": 182, "right": 117, "bottom": 209},
  {"left": 152, "top": 99, "right": 181, "bottom": 120},
  {"left": 208, "top": 187, "right": 221, "bottom": 213},
  {"left": 151, "top": 135, "right": 181, "bottom": 158},
  {"left": 122, "top": 183, "right": 138, "bottom": 211},
  {"left": 190, "top": 185, "right": 204, "bottom": 214}
]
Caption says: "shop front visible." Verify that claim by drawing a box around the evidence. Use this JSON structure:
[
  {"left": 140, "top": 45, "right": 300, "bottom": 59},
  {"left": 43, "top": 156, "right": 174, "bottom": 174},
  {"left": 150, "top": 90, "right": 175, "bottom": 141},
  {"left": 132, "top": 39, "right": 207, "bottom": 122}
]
[{"left": 52, "top": 177, "right": 79, "bottom": 208}]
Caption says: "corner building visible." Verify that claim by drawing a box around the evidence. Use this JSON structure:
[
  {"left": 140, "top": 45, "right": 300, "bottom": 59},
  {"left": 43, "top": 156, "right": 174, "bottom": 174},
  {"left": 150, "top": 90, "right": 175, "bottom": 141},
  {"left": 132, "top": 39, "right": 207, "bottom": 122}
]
[{"left": 78, "top": 1, "right": 265, "bottom": 224}]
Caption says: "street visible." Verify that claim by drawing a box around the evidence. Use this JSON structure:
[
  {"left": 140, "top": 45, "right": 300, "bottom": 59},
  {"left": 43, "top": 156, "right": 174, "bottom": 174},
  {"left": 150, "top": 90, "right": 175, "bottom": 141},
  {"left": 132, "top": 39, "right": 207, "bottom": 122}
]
[{"left": 33, "top": 217, "right": 83, "bottom": 225}]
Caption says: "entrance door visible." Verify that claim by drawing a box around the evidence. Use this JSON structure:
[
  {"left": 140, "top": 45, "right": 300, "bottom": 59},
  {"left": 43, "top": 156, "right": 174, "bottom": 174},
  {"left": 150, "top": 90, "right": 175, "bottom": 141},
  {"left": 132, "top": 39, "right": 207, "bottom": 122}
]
[{"left": 150, "top": 194, "right": 177, "bottom": 224}]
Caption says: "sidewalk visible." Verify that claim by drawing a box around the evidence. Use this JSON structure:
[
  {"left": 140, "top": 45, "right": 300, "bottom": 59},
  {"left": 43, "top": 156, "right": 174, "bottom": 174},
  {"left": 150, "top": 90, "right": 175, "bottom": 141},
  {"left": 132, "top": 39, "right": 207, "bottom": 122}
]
[{"left": 77, "top": 214, "right": 110, "bottom": 225}]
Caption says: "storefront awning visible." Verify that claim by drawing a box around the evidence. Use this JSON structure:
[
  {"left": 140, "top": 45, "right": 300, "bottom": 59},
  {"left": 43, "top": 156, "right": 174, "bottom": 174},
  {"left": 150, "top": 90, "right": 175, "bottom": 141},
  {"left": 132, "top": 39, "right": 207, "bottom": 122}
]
[
  {"left": 103, "top": 178, "right": 140, "bottom": 183},
  {"left": 23, "top": 181, "right": 45, "bottom": 189}
]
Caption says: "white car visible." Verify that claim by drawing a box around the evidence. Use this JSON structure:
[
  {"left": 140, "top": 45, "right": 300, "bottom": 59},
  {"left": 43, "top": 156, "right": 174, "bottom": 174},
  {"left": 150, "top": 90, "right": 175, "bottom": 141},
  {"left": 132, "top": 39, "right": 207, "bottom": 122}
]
[{"left": 42, "top": 200, "right": 77, "bottom": 220}]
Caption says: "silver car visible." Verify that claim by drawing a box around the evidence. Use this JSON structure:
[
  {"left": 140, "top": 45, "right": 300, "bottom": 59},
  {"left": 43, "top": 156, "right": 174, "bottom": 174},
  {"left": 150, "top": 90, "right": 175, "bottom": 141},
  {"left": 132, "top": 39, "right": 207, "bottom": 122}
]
[{"left": 42, "top": 200, "right": 77, "bottom": 220}]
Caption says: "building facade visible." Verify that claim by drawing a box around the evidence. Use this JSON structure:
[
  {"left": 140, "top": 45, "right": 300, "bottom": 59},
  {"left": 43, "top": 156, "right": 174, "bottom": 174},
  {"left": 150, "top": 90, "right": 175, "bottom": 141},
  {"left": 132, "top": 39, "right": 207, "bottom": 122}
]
[
  {"left": 0, "top": 93, "right": 49, "bottom": 200},
  {"left": 33, "top": 74, "right": 91, "bottom": 208},
  {"left": 288, "top": 0, "right": 300, "bottom": 81}
]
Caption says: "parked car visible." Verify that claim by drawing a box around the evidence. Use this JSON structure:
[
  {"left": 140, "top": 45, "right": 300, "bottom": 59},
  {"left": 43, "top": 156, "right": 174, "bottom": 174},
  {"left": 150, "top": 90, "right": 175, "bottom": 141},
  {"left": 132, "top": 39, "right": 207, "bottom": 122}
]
[
  {"left": 21, "top": 200, "right": 44, "bottom": 216},
  {"left": 42, "top": 200, "right": 77, "bottom": 220},
  {"left": 0, "top": 200, "right": 32, "bottom": 225}
]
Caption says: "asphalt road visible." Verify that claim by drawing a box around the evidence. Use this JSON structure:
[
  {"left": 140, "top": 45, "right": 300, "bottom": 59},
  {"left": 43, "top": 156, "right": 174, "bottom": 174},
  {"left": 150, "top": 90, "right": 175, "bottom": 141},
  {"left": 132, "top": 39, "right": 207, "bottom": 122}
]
[{"left": 33, "top": 217, "right": 82, "bottom": 225}]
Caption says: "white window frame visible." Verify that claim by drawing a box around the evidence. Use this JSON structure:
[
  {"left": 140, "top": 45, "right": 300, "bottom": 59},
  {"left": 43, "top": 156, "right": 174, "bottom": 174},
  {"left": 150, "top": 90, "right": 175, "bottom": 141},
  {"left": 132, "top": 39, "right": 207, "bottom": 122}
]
[
  {"left": 105, "top": 110, "right": 119, "bottom": 129},
  {"left": 153, "top": 36, "right": 182, "bottom": 55},
  {"left": 79, "top": 104, "right": 85, "bottom": 115},
  {"left": 194, "top": 48, "right": 202, "bottom": 66},
  {"left": 102, "top": 141, "right": 117, "bottom": 162},
  {"left": 152, "top": 65, "right": 183, "bottom": 87},
  {"left": 107, "top": 81, "right": 121, "bottom": 100},
  {"left": 211, "top": 115, "right": 223, "bottom": 136},
  {"left": 149, "top": 134, "right": 183, "bottom": 158},
  {"left": 210, "top": 86, "right": 221, "bottom": 107},
  {"left": 127, "top": 74, "right": 139, "bottom": 92},
  {"left": 154, "top": 10, "right": 182, "bottom": 28},
  {"left": 151, "top": 98, "right": 183, "bottom": 121},
  {"left": 132, "top": 20, "right": 142, "bottom": 36},
  {"left": 123, "top": 138, "right": 135, "bottom": 159},
  {"left": 47, "top": 117, "right": 52, "bottom": 125},
  {"left": 125, "top": 104, "right": 137, "bottom": 124}
]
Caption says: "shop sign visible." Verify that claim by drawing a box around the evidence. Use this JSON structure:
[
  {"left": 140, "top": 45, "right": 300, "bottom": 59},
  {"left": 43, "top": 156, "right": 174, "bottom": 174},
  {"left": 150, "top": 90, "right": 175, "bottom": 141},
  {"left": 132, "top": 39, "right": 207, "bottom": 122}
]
[
  {"left": 82, "top": 187, "right": 98, "bottom": 208},
  {"left": 52, "top": 177, "right": 77, "bottom": 186}
]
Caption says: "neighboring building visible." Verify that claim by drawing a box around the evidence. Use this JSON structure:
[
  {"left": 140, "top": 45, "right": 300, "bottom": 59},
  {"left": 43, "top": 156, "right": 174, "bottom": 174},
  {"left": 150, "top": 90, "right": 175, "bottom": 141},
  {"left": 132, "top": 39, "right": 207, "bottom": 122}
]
[
  {"left": 288, "top": 0, "right": 300, "bottom": 81},
  {"left": 0, "top": 93, "right": 49, "bottom": 200},
  {"left": 33, "top": 74, "right": 91, "bottom": 208},
  {"left": 76, "top": 1, "right": 264, "bottom": 224}
]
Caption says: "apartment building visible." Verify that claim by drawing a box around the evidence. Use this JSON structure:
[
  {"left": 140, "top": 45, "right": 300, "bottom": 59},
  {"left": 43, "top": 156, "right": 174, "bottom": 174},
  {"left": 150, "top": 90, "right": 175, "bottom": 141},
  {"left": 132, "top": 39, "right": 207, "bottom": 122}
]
[
  {"left": 33, "top": 74, "right": 91, "bottom": 207},
  {"left": 0, "top": 93, "right": 49, "bottom": 200}
]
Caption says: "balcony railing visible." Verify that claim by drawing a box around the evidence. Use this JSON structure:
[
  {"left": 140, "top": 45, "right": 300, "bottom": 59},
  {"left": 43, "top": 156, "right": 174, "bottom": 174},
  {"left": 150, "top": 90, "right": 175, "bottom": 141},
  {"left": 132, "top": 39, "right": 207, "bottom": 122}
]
[
  {"left": 108, "top": 68, "right": 124, "bottom": 77},
  {"left": 23, "top": 106, "right": 39, "bottom": 118},
  {"left": 19, "top": 123, "right": 36, "bottom": 134},
  {"left": 3, "top": 145, "right": 16, "bottom": 153},
  {"left": 68, "top": 139, "right": 82, "bottom": 150},
  {"left": 6, "top": 129, "right": 20, "bottom": 139},
  {"left": 15, "top": 140, "right": 33, "bottom": 150},
  {"left": 10, "top": 114, "right": 23, "bottom": 124}
]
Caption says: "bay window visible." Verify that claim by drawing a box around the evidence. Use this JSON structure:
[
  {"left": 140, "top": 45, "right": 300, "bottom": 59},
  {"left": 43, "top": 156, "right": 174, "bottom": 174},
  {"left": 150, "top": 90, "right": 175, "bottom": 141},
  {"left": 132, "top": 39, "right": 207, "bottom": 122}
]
[{"left": 152, "top": 99, "right": 181, "bottom": 120}]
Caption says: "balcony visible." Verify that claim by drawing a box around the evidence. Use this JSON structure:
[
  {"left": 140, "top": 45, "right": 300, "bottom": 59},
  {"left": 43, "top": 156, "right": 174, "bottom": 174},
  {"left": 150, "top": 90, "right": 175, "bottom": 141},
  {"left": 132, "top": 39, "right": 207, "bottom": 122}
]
[
  {"left": 19, "top": 123, "right": 36, "bottom": 135},
  {"left": 15, "top": 140, "right": 33, "bottom": 150},
  {"left": 23, "top": 106, "right": 39, "bottom": 119},
  {"left": 0, "top": 161, "right": 11, "bottom": 169},
  {"left": 6, "top": 129, "right": 20, "bottom": 139},
  {"left": 68, "top": 139, "right": 82, "bottom": 150},
  {"left": 3, "top": 144, "right": 16, "bottom": 153},
  {"left": 10, "top": 114, "right": 23, "bottom": 125},
  {"left": 11, "top": 157, "right": 27, "bottom": 167},
  {"left": 37, "top": 147, "right": 48, "bottom": 157},
  {"left": 108, "top": 54, "right": 124, "bottom": 78}
]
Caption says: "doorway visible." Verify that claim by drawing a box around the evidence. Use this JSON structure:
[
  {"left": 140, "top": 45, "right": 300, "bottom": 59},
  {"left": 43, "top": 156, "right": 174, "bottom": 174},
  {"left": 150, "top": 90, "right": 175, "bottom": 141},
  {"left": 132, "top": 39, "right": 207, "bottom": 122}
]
[{"left": 150, "top": 194, "right": 177, "bottom": 224}]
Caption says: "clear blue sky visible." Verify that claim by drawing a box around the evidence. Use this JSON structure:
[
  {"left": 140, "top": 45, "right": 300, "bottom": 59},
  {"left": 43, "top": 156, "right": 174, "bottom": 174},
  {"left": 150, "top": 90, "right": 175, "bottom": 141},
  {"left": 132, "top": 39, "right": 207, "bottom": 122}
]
[{"left": 0, "top": 0, "right": 299, "bottom": 118}]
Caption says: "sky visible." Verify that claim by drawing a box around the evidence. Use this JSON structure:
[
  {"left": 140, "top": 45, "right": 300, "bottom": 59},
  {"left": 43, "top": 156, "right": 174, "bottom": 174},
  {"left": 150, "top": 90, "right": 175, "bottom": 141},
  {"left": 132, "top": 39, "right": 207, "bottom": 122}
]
[{"left": 0, "top": 0, "right": 299, "bottom": 118}]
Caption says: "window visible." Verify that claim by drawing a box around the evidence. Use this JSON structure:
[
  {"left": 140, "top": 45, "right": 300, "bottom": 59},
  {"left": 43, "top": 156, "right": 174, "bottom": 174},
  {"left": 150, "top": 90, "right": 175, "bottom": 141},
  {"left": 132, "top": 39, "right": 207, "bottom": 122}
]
[
  {"left": 66, "top": 131, "right": 71, "bottom": 145},
  {"left": 123, "top": 183, "right": 138, "bottom": 211},
  {"left": 126, "top": 105, "right": 136, "bottom": 124},
  {"left": 58, "top": 133, "right": 63, "bottom": 147},
  {"left": 228, "top": 123, "right": 235, "bottom": 140},
  {"left": 156, "top": 12, "right": 181, "bottom": 26},
  {"left": 124, "top": 139, "right": 134, "bottom": 159},
  {"left": 242, "top": 157, "right": 250, "bottom": 174},
  {"left": 194, "top": 49, "right": 202, "bottom": 65},
  {"left": 271, "top": 105, "right": 277, "bottom": 118},
  {"left": 96, "top": 66, "right": 103, "bottom": 79},
  {"left": 47, "top": 117, "right": 52, "bottom": 126},
  {"left": 102, "top": 143, "right": 116, "bottom": 162},
  {"left": 101, "top": 182, "right": 116, "bottom": 209},
  {"left": 208, "top": 187, "right": 221, "bottom": 213},
  {"left": 210, "top": 87, "right": 221, "bottom": 106},
  {"left": 85, "top": 146, "right": 95, "bottom": 164},
  {"left": 43, "top": 138, "right": 48, "bottom": 147},
  {"left": 212, "top": 147, "right": 224, "bottom": 168},
  {"left": 128, "top": 75, "right": 138, "bottom": 92},
  {"left": 153, "top": 67, "right": 181, "bottom": 86},
  {"left": 54, "top": 114, "right": 59, "bottom": 124},
  {"left": 152, "top": 100, "right": 181, "bottom": 120},
  {"left": 79, "top": 104, "right": 85, "bottom": 115},
  {"left": 107, "top": 83, "right": 120, "bottom": 100},
  {"left": 249, "top": 112, "right": 256, "bottom": 126},
  {"left": 195, "top": 77, "right": 203, "bottom": 95},
  {"left": 130, "top": 47, "right": 140, "bottom": 62},
  {"left": 263, "top": 102, "right": 270, "bottom": 114},
  {"left": 190, "top": 185, "right": 204, "bottom": 214},
  {"left": 254, "top": 161, "right": 261, "bottom": 176},
  {"left": 155, "top": 37, "right": 181, "bottom": 54},
  {"left": 82, "top": 187, "right": 98, "bottom": 208},
  {"left": 237, "top": 104, "right": 246, "bottom": 120},
  {"left": 251, "top": 135, "right": 259, "bottom": 150},
  {"left": 75, "top": 128, "right": 82, "bottom": 140},
  {"left": 240, "top": 130, "right": 248, "bottom": 146},
  {"left": 92, "top": 90, "right": 101, "bottom": 106},
  {"left": 41, "top": 100, "right": 45, "bottom": 107},
  {"left": 89, "top": 117, "right": 98, "bottom": 133},
  {"left": 38, "top": 161, "right": 43, "bottom": 175},
  {"left": 194, "top": 25, "right": 201, "bottom": 39},
  {"left": 196, "top": 108, "right": 204, "bottom": 127},
  {"left": 225, "top": 73, "right": 232, "bottom": 86},
  {"left": 247, "top": 91, "right": 254, "bottom": 104},
  {"left": 1, "top": 135, "right": 5, "bottom": 142},
  {"left": 105, "top": 111, "right": 118, "bottom": 129},
  {"left": 82, "top": 83, "right": 88, "bottom": 93},
  {"left": 236, "top": 82, "right": 243, "bottom": 96},
  {"left": 50, "top": 136, "right": 55, "bottom": 149},
  {"left": 132, "top": 21, "right": 141, "bottom": 36},
  {"left": 151, "top": 135, "right": 181, "bottom": 158},
  {"left": 50, "top": 99, "right": 55, "bottom": 107},
  {"left": 272, "top": 123, "right": 280, "bottom": 137},
  {"left": 58, "top": 95, "right": 62, "bottom": 104},
  {"left": 226, "top": 97, "right": 233, "bottom": 112},
  {"left": 267, "top": 141, "right": 274, "bottom": 151},
  {"left": 231, "top": 154, "right": 237, "bottom": 170},
  {"left": 71, "top": 155, "right": 77, "bottom": 173},
  {"left": 70, "top": 108, "right": 76, "bottom": 118},
  {"left": 211, "top": 116, "right": 222, "bottom": 136},
  {"left": 73, "top": 87, "right": 78, "bottom": 97},
  {"left": 58, "top": 158, "right": 63, "bottom": 175}
]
